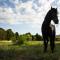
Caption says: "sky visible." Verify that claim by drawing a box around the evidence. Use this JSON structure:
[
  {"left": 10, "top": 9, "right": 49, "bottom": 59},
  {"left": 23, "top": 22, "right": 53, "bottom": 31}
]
[{"left": 0, "top": 0, "right": 60, "bottom": 35}]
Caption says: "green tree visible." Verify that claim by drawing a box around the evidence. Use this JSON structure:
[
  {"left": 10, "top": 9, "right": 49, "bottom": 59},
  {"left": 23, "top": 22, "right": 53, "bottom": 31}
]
[
  {"left": 25, "top": 32, "right": 32, "bottom": 41},
  {"left": 32, "top": 35, "right": 36, "bottom": 41},
  {"left": 15, "top": 32, "right": 19, "bottom": 40},
  {"left": 12, "top": 32, "right": 25, "bottom": 45},
  {"left": 35, "top": 33, "right": 42, "bottom": 41},
  {"left": 6, "top": 29, "right": 14, "bottom": 40},
  {"left": 0, "top": 28, "right": 6, "bottom": 40},
  {"left": 19, "top": 35, "right": 26, "bottom": 44},
  {"left": 12, "top": 32, "right": 20, "bottom": 45}
]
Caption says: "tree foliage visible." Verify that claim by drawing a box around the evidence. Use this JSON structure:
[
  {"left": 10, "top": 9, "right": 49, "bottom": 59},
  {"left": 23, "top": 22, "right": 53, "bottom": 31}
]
[
  {"left": 12, "top": 32, "right": 20, "bottom": 45},
  {"left": 35, "top": 33, "right": 42, "bottom": 41},
  {"left": 6, "top": 29, "right": 14, "bottom": 40},
  {"left": 0, "top": 28, "right": 6, "bottom": 40},
  {"left": 0, "top": 28, "right": 42, "bottom": 43}
]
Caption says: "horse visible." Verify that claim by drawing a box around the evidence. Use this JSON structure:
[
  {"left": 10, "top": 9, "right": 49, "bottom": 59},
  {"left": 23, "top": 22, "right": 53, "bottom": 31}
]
[{"left": 41, "top": 7, "right": 59, "bottom": 53}]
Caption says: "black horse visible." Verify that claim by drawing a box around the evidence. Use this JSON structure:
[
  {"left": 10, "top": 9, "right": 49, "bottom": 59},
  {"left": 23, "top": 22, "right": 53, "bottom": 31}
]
[{"left": 41, "top": 7, "right": 59, "bottom": 53}]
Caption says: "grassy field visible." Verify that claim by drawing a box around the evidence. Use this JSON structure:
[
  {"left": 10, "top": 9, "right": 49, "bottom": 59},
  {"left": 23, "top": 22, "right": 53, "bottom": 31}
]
[{"left": 0, "top": 41, "right": 60, "bottom": 60}]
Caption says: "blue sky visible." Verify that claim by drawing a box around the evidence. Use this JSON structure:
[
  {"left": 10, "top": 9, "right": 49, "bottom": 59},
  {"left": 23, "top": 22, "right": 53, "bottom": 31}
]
[{"left": 0, "top": 0, "right": 60, "bottom": 35}]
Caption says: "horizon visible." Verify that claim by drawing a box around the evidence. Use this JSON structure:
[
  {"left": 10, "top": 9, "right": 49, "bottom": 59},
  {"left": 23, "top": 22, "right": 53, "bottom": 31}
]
[{"left": 0, "top": 0, "right": 60, "bottom": 35}]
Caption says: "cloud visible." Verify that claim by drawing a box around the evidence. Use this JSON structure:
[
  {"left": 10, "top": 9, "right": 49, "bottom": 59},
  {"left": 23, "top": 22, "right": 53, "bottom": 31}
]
[
  {"left": 0, "top": 0, "right": 51, "bottom": 25},
  {"left": 0, "top": 0, "right": 60, "bottom": 35}
]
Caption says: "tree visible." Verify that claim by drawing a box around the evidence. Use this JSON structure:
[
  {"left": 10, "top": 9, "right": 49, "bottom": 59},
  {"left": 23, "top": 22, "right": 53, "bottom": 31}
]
[
  {"left": 35, "top": 33, "right": 42, "bottom": 41},
  {"left": 12, "top": 32, "right": 20, "bottom": 45},
  {"left": 6, "top": 29, "right": 14, "bottom": 40},
  {"left": 25, "top": 32, "right": 32, "bottom": 36},
  {"left": 19, "top": 35, "right": 26, "bottom": 44},
  {"left": 25, "top": 32, "right": 32, "bottom": 41},
  {"left": 0, "top": 28, "right": 6, "bottom": 40},
  {"left": 32, "top": 35, "right": 36, "bottom": 41},
  {"left": 15, "top": 32, "right": 19, "bottom": 40},
  {"left": 12, "top": 32, "right": 26, "bottom": 45}
]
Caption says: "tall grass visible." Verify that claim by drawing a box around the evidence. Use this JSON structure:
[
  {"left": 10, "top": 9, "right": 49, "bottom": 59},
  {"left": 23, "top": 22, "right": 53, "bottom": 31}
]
[{"left": 0, "top": 41, "right": 60, "bottom": 60}]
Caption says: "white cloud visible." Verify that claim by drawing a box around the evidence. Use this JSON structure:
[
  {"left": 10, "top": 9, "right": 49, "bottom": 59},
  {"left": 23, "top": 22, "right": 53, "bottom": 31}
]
[
  {"left": 0, "top": 0, "right": 60, "bottom": 34},
  {"left": 0, "top": 0, "right": 51, "bottom": 25}
]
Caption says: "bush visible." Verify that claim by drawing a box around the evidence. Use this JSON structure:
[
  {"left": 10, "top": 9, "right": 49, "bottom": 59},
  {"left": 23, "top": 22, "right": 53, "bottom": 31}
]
[
  {"left": 19, "top": 35, "right": 27, "bottom": 44},
  {"left": 11, "top": 36, "right": 18, "bottom": 45},
  {"left": 11, "top": 35, "right": 26, "bottom": 45}
]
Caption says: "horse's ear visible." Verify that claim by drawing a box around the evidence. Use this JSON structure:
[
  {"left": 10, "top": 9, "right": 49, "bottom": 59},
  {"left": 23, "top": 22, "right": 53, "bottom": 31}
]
[
  {"left": 51, "top": 7, "right": 52, "bottom": 9},
  {"left": 56, "top": 8, "right": 57, "bottom": 10}
]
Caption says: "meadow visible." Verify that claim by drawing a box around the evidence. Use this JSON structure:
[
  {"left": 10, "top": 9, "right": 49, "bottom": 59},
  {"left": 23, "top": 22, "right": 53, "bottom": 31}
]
[{"left": 0, "top": 41, "right": 60, "bottom": 60}]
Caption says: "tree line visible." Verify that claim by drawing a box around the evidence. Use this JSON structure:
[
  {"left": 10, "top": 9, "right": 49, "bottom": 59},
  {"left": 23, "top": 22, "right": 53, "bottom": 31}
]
[
  {"left": 0, "top": 28, "right": 42, "bottom": 44},
  {"left": 0, "top": 28, "right": 14, "bottom": 40}
]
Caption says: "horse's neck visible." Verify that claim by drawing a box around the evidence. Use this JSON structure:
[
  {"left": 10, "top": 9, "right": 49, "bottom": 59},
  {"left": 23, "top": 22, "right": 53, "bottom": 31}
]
[
  {"left": 43, "top": 18, "right": 51, "bottom": 26},
  {"left": 43, "top": 10, "right": 51, "bottom": 26}
]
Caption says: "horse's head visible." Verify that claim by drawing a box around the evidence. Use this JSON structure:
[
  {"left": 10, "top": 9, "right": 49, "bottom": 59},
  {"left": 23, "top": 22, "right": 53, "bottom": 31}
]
[{"left": 51, "top": 7, "right": 59, "bottom": 24}]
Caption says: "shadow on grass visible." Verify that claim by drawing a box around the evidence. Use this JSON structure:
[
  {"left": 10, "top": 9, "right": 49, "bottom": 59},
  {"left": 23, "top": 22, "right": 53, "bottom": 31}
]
[{"left": 0, "top": 42, "right": 60, "bottom": 60}]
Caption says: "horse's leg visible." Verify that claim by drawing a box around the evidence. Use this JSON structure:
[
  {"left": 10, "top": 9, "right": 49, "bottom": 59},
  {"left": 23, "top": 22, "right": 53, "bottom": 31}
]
[
  {"left": 43, "top": 35, "right": 48, "bottom": 52},
  {"left": 50, "top": 31, "right": 55, "bottom": 53}
]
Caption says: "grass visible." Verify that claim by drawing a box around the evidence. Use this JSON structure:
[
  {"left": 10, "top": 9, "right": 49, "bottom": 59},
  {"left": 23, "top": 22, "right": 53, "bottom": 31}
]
[
  {"left": 0, "top": 40, "right": 12, "bottom": 46},
  {"left": 0, "top": 40, "right": 60, "bottom": 60}
]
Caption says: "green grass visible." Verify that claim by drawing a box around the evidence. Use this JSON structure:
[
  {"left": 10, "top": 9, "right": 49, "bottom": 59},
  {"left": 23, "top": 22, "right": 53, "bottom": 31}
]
[
  {"left": 0, "top": 40, "right": 12, "bottom": 46},
  {"left": 0, "top": 41, "right": 60, "bottom": 60},
  {"left": 24, "top": 41, "right": 43, "bottom": 46}
]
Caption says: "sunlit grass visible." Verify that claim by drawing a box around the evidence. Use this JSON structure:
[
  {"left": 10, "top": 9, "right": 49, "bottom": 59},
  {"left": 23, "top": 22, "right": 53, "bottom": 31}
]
[
  {"left": 0, "top": 40, "right": 12, "bottom": 46},
  {"left": 24, "top": 41, "right": 43, "bottom": 46},
  {"left": 0, "top": 40, "right": 60, "bottom": 46}
]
